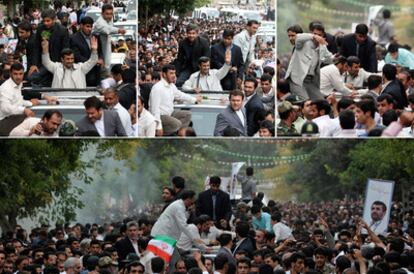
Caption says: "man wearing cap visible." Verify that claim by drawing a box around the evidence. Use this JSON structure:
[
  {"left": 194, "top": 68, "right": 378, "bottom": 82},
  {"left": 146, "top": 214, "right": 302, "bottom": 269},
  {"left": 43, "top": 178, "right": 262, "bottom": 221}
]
[
  {"left": 277, "top": 101, "right": 299, "bottom": 136},
  {"left": 182, "top": 54, "right": 231, "bottom": 92},
  {"left": 320, "top": 56, "right": 357, "bottom": 98},
  {"left": 211, "top": 29, "right": 244, "bottom": 91},
  {"left": 175, "top": 24, "right": 210, "bottom": 87}
]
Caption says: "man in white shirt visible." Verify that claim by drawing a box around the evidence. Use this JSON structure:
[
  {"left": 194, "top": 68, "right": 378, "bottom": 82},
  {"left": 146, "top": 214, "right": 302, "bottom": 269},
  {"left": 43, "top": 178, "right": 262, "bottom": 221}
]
[
  {"left": 182, "top": 53, "right": 231, "bottom": 92},
  {"left": 149, "top": 64, "right": 202, "bottom": 136},
  {"left": 138, "top": 96, "right": 156, "bottom": 137},
  {"left": 320, "top": 56, "right": 355, "bottom": 97},
  {"left": 0, "top": 63, "right": 36, "bottom": 136},
  {"left": 177, "top": 215, "right": 210, "bottom": 253},
  {"left": 10, "top": 110, "right": 62, "bottom": 137},
  {"left": 343, "top": 56, "right": 379, "bottom": 89},
  {"left": 311, "top": 99, "right": 337, "bottom": 137},
  {"left": 41, "top": 36, "right": 98, "bottom": 88},
  {"left": 270, "top": 213, "right": 294, "bottom": 243},
  {"left": 233, "top": 20, "right": 260, "bottom": 66},
  {"left": 103, "top": 88, "right": 132, "bottom": 136},
  {"left": 335, "top": 109, "right": 357, "bottom": 138}
]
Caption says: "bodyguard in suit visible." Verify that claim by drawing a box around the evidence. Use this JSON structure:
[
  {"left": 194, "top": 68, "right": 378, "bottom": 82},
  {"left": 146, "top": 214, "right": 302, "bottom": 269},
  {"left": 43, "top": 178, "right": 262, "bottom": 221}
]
[
  {"left": 214, "top": 90, "right": 248, "bottom": 136},
  {"left": 174, "top": 24, "right": 210, "bottom": 87},
  {"left": 339, "top": 24, "right": 377, "bottom": 73},
  {"left": 76, "top": 96, "right": 127, "bottom": 136},
  {"left": 211, "top": 29, "right": 244, "bottom": 91},
  {"left": 114, "top": 221, "right": 140, "bottom": 267},
  {"left": 285, "top": 24, "right": 334, "bottom": 100},
  {"left": 382, "top": 64, "right": 408, "bottom": 110},
  {"left": 196, "top": 176, "right": 232, "bottom": 222},
  {"left": 243, "top": 77, "right": 265, "bottom": 136},
  {"left": 232, "top": 222, "right": 255, "bottom": 259},
  {"left": 16, "top": 21, "right": 37, "bottom": 80},
  {"left": 30, "top": 9, "right": 70, "bottom": 87},
  {"left": 70, "top": 16, "right": 104, "bottom": 87},
  {"left": 217, "top": 233, "right": 237, "bottom": 267}
]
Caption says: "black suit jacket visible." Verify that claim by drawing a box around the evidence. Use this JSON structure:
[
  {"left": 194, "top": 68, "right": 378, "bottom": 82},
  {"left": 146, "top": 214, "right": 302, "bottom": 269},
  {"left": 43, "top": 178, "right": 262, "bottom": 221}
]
[
  {"left": 211, "top": 41, "right": 244, "bottom": 90},
  {"left": 18, "top": 34, "right": 37, "bottom": 68},
  {"left": 175, "top": 36, "right": 210, "bottom": 74},
  {"left": 232, "top": 237, "right": 256, "bottom": 259},
  {"left": 114, "top": 237, "right": 137, "bottom": 267},
  {"left": 245, "top": 93, "right": 265, "bottom": 136},
  {"left": 32, "top": 23, "right": 70, "bottom": 66},
  {"left": 69, "top": 31, "right": 103, "bottom": 86},
  {"left": 118, "top": 83, "right": 137, "bottom": 110},
  {"left": 339, "top": 33, "right": 377, "bottom": 72},
  {"left": 383, "top": 80, "right": 408, "bottom": 110},
  {"left": 196, "top": 189, "right": 232, "bottom": 221},
  {"left": 325, "top": 33, "right": 338, "bottom": 54}
]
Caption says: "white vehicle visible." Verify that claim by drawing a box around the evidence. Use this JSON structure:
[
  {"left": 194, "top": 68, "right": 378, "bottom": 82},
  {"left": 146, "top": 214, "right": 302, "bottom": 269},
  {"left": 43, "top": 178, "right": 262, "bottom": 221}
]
[
  {"left": 114, "top": 20, "right": 137, "bottom": 32},
  {"left": 85, "top": 7, "right": 102, "bottom": 22},
  {"left": 110, "top": 52, "right": 127, "bottom": 69},
  {"left": 238, "top": 9, "right": 262, "bottom": 22},
  {"left": 192, "top": 7, "right": 220, "bottom": 20}
]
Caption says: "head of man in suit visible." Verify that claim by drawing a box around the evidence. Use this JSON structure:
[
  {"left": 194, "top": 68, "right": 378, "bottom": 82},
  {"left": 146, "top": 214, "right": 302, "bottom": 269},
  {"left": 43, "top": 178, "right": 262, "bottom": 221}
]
[
  {"left": 260, "top": 74, "right": 272, "bottom": 95},
  {"left": 209, "top": 176, "right": 221, "bottom": 194},
  {"left": 354, "top": 24, "right": 369, "bottom": 44},
  {"left": 61, "top": 48, "right": 76, "bottom": 69},
  {"left": 172, "top": 176, "right": 185, "bottom": 194},
  {"left": 162, "top": 64, "right": 177, "bottom": 84},
  {"left": 17, "top": 20, "right": 32, "bottom": 41},
  {"left": 186, "top": 24, "right": 199, "bottom": 43},
  {"left": 246, "top": 20, "right": 260, "bottom": 37},
  {"left": 198, "top": 56, "right": 211, "bottom": 76},
  {"left": 84, "top": 96, "right": 104, "bottom": 123},
  {"left": 309, "top": 21, "right": 325, "bottom": 39},
  {"left": 104, "top": 88, "right": 120, "bottom": 109},
  {"left": 101, "top": 4, "right": 115, "bottom": 22},
  {"left": 377, "top": 94, "right": 395, "bottom": 116},
  {"left": 162, "top": 187, "right": 175, "bottom": 203},
  {"left": 244, "top": 76, "right": 257, "bottom": 97},
  {"left": 371, "top": 201, "right": 387, "bottom": 222},
  {"left": 80, "top": 16, "right": 94, "bottom": 36},
  {"left": 286, "top": 25, "right": 303, "bottom": 45},
  {"left": 41, "top": 9, "right": 57, "bottom": 30},
  {"left": 126, "top": 221, "right": 139, "bottom": 241},
  {"left": 223, "top": 29, "right": 234, "bottom": 48},
  {"left": 229, "top": 90, "right": 244, "bottom": 112}
]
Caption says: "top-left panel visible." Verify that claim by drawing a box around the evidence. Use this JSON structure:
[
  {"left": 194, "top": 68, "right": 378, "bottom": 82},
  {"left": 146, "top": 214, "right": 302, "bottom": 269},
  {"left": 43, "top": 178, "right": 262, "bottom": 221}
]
[
  {"left": 138, "top": 0, "right": 276, "bottom": 137},
  {"left": 0, "top": 0, "right": 137, "bottom": 138}
]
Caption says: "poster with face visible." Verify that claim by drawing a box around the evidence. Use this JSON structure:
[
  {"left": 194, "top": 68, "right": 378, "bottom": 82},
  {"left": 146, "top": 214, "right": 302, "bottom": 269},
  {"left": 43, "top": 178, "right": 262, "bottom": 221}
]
[{"left": 363, "top": 179, "right": 395, "bottom": 235}]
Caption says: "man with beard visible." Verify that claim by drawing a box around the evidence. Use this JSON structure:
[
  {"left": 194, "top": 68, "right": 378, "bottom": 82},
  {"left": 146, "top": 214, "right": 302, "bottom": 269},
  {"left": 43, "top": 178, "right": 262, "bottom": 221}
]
[
  {"left": 196, "top": 176, "right": 232, "bottom": 223},
  {"left": 9, "top": 110, "right": 62, "bottom": 137},
  {"left": 369, "top": 200, "right": 387, "bottom": 234},
  {"left": 177, "top": 215, "right": 211, "bottom": 253},
  {"left": 41, "top": 36, "right": 98, "bottom": 88},
  {"left": 161, "top": 187, "right": 176, "bottom": 212},
  {"left": 103, "top": 88, "right": 132, "bottom": 136}
]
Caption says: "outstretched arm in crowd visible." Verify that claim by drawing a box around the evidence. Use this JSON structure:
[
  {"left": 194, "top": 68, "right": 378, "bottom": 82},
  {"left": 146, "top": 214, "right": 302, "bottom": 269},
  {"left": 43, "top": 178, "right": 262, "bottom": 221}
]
[
  {"left": 319, "top": 216, "right": 335, "bottom": 249},
  {"left": 359, "top": 219, "right": 386, "bottom": 249},
  {"left": 41, "top": 39, "right": 59, "bottom": 73}
]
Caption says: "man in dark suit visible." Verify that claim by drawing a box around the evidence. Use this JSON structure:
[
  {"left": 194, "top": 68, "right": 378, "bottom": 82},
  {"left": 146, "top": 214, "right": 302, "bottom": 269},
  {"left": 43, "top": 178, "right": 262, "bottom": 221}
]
[
  {"left": 211, "top": 29, "right": 244, "bottom": 91},
  {"left": 214, "top": 90, "right": 247, "bottom": 136},
  {"left": 16, "top": 21, "right": 37, "bottom": 81},
  {"left": 244, "top": 77, "right": 265, "bottom": 136},
  {"left": 117, "top": 69, "right": 137, "bottom": 110},
  {"left": 114, "top": 221, "right": 139, "bottom": 268},
  {"left": 339, "top": 24, "right": 377, "bottom": 72},
  {"left": 76, "top": 96, "right": 127, "bottom": 136},
  {"left": 382, "top": 64, "right": 408, "bottom": 110},
  {"left": 232, "top": 222, "right": 255, "bottom": 259},
  {"left": 217, "top": 233, "right": 236, "bottom": 267},
  {"left": 30, "top": 9, "right": 70, "bottom": 87},
  {"left": 196, "top": 176, "right": 232, "bottom": 223},
  {"left": 175, "top": 24, "right": 210, "bottom": 87},
  {"left": 70, "top": 16, "right": 104, "bottom": 87}
]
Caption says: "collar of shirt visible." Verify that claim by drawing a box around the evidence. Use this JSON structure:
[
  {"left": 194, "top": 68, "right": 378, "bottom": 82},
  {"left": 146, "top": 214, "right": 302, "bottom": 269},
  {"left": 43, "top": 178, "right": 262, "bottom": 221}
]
[
  {"left": 10, "top": 78, "right": 22, "bottom": 89},
  {"left": 161, "top": 78, "right": 172, "bottom": 88}
]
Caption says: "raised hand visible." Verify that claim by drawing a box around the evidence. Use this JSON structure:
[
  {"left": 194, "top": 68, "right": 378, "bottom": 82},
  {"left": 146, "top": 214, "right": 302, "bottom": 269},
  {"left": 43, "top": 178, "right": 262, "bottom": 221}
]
[
  {"left": 225, "top": 49, "right": 232, "bottom": 65},
  {"left": 91, "top": 36, "right": 98, "bottom": 51}
]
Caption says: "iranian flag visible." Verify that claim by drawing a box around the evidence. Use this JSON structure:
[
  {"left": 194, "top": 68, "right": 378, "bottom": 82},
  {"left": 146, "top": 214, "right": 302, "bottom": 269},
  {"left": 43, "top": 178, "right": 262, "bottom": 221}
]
[{"left": 147, "top": 235, "right": 177, "bottom": 262}]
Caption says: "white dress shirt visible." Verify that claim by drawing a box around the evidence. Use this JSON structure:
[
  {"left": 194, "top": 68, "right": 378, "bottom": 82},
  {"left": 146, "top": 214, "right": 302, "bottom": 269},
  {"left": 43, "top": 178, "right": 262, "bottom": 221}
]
[
  {"left": 273, "top": 222, "right": 293, "bottom": 243},
  {"left": 94, "top": 113, "right": 105, "bottom": 136},
  {"left": 233, "top": 29, "right": 256, "bottom": 64},
  {"left": 313, "top": 115, "right": 338, "bottom": 137},
  {"left": 0, "top": 78, "right": 32, "bottom": 121},
  {"left": 343, "top": 68, "right": 379, "bottom": 88},
  {"left": 235, "top": 109, "right": 245, "bottom": 126},
  {"left": 138, "top": 108, "right": 156, "bottom": 137},
  {"left": 177, "top": 223, "right": 206, "bottom": 251},
  {"left": 149, "top": 78, "right": 197, "bottom": 130},
  {"left": 9, "top": 117, "right": 59, "bottom": 137},
  {"left": 320, "top": 64, "right": 352, "bottom": 97},
  {"left": 182, "top": 64, "right": 231, "bottom": 91},
  {"left": 113, "top": 103, "right": 133, "bottom": 136}
]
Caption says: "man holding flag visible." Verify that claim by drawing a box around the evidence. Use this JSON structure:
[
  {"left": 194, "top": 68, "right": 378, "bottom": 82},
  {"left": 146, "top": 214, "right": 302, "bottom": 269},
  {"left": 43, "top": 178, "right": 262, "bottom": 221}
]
[{"left": 149, "top": 190, "right": 204, "bottom": 268}]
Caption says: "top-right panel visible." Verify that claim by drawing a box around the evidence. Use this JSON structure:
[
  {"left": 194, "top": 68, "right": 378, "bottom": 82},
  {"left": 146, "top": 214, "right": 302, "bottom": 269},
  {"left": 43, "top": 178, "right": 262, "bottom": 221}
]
[{"left": 277, "top": 0, "right": 414, "bottom": 138}]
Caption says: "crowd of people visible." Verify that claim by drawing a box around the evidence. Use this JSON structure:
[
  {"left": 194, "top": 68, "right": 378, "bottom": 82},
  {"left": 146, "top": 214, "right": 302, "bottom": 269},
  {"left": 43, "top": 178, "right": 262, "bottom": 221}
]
[
  {"left": 277, "top": 9, "right": 414, "bottom": 137},
  {"left": 138, "top": 14, "right": 276, "bottom": 137},
  {"left": 0, "top": 1, "right": 137, "bottom": 137},
  {"left": 2, "top": 169, "right": 413, "bottom": 274}
]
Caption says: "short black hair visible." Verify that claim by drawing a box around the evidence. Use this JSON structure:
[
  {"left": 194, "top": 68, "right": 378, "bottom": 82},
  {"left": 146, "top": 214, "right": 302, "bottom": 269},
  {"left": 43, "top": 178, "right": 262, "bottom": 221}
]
[
  {"left": 18, "top": 20, "right": 32, "bottom": 32},
  {"left": 312, "top": 99, "right": 331, "bottom": 115},
  {"left": 383, "top": 9, "right": 391, "bottom": 19},
  {"left": 101, "top": 4, "right": 114, "bottom": 13},
  {"left": 10, "top": 63, "right": 24, "bottom": 72},
  {"left": 235, "top": 222, "right": 249, "bottom": 238},
  {"left": 172, "top": 176, "right": 185, "bottom": 189},
  {"left": 229, "top": 89, "right": 244, "bottom": 100},
  {"left": 251, "top": 205, "right": 261, "bottom": 215},
  {"left": 356, "top": 99, "right": 377, "bottom": 119},
  {"left": 337, "top": 97, "right": 355, "bottom": 112},
  {"left": 43, "top": 110, "right": 62, "bottom": 120},
  {"left": 209, "top": 176, "right": 221, "bottom": 185},
  {"left": 180, "top": 190, "right": 196, "bottom": 200},
  {"left": 121, "top": 69, "right": 136, "bottom": 84},
  {"left": 382, "top": 109, "right": 398, "bottom": 126},
  {"left": 151, "top": 257, "right": 164, "bottom": 273},
  {"left": 80, "top": 16, "right": 94, "bottom": 25},
  {"left": 309, "top": 21, "right": 325, "bottom": 33},
  {"left": 339, "top": 109, "right": 355, "bottom": 130},
  {"left": 260, "top": 74, "right": 272, "bottom": 83},
  {"left": 263, "top": 66, "right": 275, "bottom": 77},
  {"left": 198, "top": 56, "right": 210, "bottom": 65},
  {"left": 259, "top": 120, "right": 275, "bottom": 136},
  {"left": 84, "top": 96, "right": 103, "bottom": 110},
  {"left": 42, "top": 9, "right": 56, "bottom": 19},
  {"left": 246, "top": 166, "right": 253, "bottom": 176},
  {"left": 287, "top": 24, "right": 303, "bottom": 34},
  {"left": 222, "top": 29, "right": 234, "bottom": 38},
  {"left": 61, "top": 48, "right": 74, "bottom": 58},
  {"left": 383, "top": 64, "right": 397, "bottom": 81},
  {"left": 368, "top": 75, "right": 383, "bottom": 90},
  {"left": 162, "top": 64, "right": 176, "bottom": 73},
  {"left": 245, "top": 76, "right": 258, "bottom": 89},
  {"left": 346, "top": 56, "right": 360, "bottom": 67},
  {"left": 247, "top": 20, "right": 260, "bottom": 26},
  {"left": 377, "top": 93, "right": 395, "bottom": 105},
  {"left": 290, "top": 252, "right": 305, "bottom": 264},
  {"left": 217, "top": 233, "right": 232, "bottom": 247},
  {"left": 387, "top": 43, "right": 399, "bottom": 53},
  {"left": 271, "top": 212, "right": 282, "bottom": 222},
  {"left": 355, "top": 24, "right": 368, "bottom": 36},
  {"left": 214, "top": 254, "right": 228, "bottom": 270}
]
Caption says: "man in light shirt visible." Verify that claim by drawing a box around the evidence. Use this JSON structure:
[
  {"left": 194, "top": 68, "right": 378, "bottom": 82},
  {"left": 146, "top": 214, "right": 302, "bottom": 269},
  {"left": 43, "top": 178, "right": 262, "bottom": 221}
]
[
  {"left": 149, "top": 64, "right": 202, "bottom": 136},
  {"left": 320, "top": 56, "right": 355, "bottom": 97},
  {"left": 103, "top": 88, "right": 132, "bottom": 136},
  {"left": 9, "top": 110, "right": 62, "bottom": 137},
  {"left": 177, "top": 215, "right": 210, "bottom": 253},
  {"left": 311, "top": 99, "right": 337, "bottom": 137},
  {"left": 233, "top": 20, "right": 260, "bottom": 67},
  {"left": 271, "top": 213, "right": 294, "bottom": 244},
  {"left": 138, "top": 96, "right": 156, "bottom": 137},
  {"left": 343, "top": 56, "right": 379, "bottom": 89},
  {"left": 182, "top": 53, "right": 231, "bottom": 92}
]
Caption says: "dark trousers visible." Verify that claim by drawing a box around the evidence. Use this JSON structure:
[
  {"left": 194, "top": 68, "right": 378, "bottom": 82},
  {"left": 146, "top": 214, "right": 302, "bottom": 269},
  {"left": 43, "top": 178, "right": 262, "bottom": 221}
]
[
  {"left": 28, "top": 66, "right": 53, "bottom": 87},
  {"left": 0, "top": 115, "right": 26, "bottom": 136},
  {"left": 176, "top": 69, "right": 192, "bottom": 88}
]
